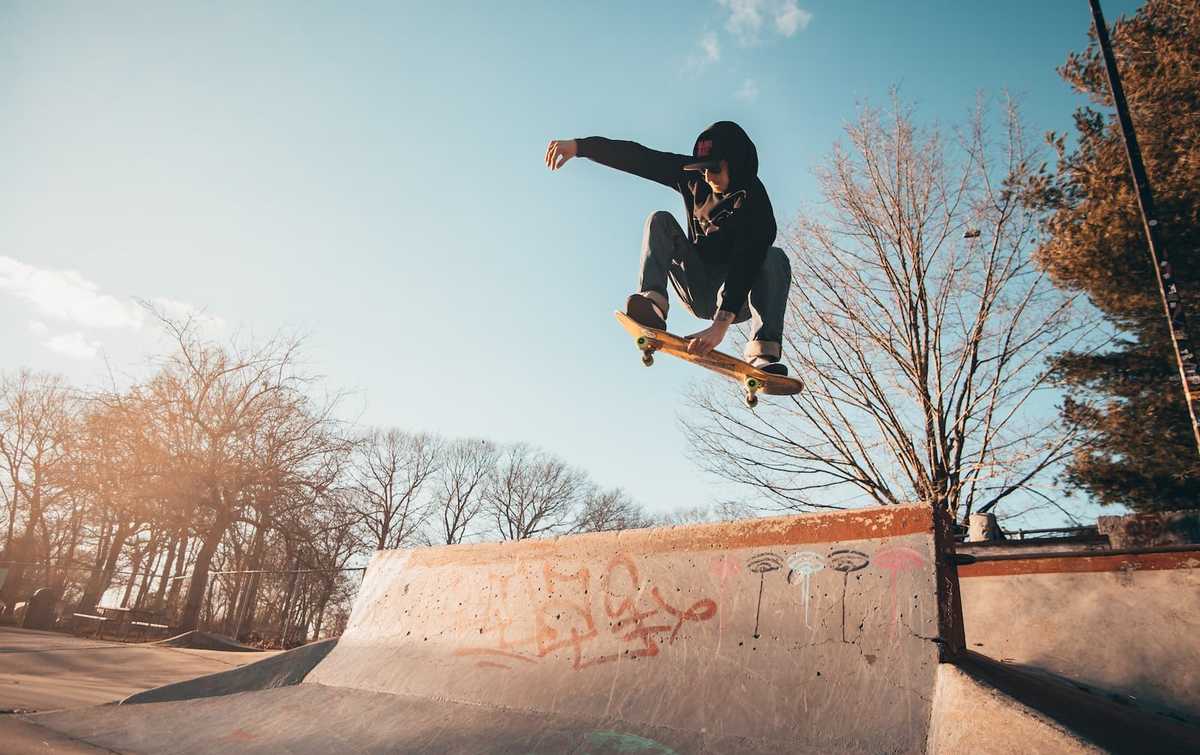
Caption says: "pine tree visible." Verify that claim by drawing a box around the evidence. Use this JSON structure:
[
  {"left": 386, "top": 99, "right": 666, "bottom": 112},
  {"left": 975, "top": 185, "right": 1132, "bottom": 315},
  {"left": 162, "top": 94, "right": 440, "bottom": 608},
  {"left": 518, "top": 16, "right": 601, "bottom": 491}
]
[{"left": 1030, "top": 0, "right": 1200, "bottom": 510}]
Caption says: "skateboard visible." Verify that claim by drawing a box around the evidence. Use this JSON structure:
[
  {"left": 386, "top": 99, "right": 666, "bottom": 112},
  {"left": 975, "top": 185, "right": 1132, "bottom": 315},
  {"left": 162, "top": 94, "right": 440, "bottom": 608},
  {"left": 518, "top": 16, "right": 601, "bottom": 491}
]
[{"left": 615, "top": 311, "right": 804, "bottom": 407}]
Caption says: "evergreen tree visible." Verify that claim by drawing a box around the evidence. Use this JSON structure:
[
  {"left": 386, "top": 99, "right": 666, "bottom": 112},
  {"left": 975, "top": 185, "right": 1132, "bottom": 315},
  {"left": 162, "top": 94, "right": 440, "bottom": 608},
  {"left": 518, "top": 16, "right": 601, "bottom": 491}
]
[{"left": 1030, "top": 0, "right": 1200, "bottom": 510}]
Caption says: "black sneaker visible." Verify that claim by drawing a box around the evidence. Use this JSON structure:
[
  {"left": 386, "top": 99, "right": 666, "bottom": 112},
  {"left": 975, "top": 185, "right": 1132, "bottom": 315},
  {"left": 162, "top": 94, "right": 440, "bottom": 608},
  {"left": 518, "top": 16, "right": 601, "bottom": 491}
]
[
  {"left": 626, "top": 293, "right": 666, "bottom": 330},
  {"left": 750, "top": 357, "right": 789, "bottom": 377}
]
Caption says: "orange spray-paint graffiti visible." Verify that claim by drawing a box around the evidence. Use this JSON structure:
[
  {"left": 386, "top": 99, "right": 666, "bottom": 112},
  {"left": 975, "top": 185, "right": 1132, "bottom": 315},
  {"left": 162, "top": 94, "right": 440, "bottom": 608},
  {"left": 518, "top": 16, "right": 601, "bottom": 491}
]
[{"left": 454, "top": 553, "right": 717, "bottom": 670}]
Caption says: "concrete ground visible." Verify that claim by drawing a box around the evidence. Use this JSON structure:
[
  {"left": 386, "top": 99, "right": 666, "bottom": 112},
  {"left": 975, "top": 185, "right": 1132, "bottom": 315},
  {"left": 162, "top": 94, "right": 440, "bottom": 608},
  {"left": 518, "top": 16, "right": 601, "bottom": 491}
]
[
  {"left": 15, "top": 685, "right": 782, "bottom": 755},
  {"left": 0, "top": 627, "right": 277, "bottom": 713},
  {"left": 8, "top": 648, "right": 1199, "bottom": 755}
]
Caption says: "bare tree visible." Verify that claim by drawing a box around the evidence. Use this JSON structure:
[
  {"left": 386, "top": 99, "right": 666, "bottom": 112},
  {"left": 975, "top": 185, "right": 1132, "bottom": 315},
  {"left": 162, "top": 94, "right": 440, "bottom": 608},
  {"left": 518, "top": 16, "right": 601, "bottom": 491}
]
[
  {"left": 686, "top": 98, "right": 1088, "bottom": 522},
  {"left": 351, "top": 429, "right": 440, "bottom": 550},
  {"left": 653, "top": 500, "right": 756, "bottom": 526},
  {"left": 0, "top": 370, "right": 76, "bottom": 617},
  {"left": 572, "top": 487, "right": 652, "bottom": 532},
  {"left": 430, "top": 438, "right": 497, "bottom": 545},
  {"left": 298, "top": 490, "right": 362, "bottom": 639},
  {"left": 484, "top": 444, "right": 588, "bottom": 540},
  {"left": 74, "top": 378, "right": 193, "bottom": 614},
  {"left": 135, "top": 312, "right": 346, "bottom": 632}
]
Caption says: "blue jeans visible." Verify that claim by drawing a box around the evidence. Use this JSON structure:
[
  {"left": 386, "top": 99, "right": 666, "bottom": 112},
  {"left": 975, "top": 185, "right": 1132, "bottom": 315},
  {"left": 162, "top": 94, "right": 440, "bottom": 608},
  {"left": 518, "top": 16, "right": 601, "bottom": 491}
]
[{"left": 638, "top": 210, "right": 789, "bottom": 360}]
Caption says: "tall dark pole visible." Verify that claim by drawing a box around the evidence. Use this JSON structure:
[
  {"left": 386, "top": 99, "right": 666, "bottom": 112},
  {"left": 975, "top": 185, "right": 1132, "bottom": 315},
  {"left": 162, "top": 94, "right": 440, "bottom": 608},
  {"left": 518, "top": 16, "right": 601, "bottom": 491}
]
[{"left": 1088, "top": 0, "right": 1200, "bottom": 456}]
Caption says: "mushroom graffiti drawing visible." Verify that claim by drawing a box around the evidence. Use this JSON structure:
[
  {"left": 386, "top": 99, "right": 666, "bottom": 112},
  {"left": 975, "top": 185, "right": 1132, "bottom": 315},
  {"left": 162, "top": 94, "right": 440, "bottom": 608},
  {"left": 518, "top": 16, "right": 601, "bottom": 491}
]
[
  {"left": 827, "top": 549, "right": 870, "bottom": 642},
  {"left": 872, "top": 546, "right": 925, "bottom": 636},
  {"left": 786, "top": 551, "right": 825, "bottom": 628},
  {"left": 746, "top": 553, "right": 784, "bottom": 639}
]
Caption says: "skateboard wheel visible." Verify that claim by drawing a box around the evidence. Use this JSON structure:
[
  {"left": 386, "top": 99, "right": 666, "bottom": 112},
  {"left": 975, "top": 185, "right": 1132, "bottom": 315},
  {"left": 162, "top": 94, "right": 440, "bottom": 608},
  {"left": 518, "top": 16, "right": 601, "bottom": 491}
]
[
  {"left": 642, "top": 352, "right": 654, "bottom": 367},
  {"left": 745, "top": 393, "right": 759, "bottom": 408},
  {"left": 636, "top": 336, "right": 650, "bottom": 349},
  {"left": 746, "top": 377, "right": 761, "bottom": 391}
]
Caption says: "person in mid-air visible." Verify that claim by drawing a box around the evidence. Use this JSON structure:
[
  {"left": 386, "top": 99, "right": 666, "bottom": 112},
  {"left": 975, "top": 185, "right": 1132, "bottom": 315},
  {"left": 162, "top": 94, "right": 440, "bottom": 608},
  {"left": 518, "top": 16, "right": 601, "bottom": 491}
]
[{"left": 545, "top": 121, "right": 791, "bottom": 376}]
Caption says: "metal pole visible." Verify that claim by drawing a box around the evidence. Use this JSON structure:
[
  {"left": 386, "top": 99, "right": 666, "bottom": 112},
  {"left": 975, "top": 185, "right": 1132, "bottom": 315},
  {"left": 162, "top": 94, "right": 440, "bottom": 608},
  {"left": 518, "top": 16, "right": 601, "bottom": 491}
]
[{"left": 1088, "top": 0, "right": 1200, "bottom": 456}]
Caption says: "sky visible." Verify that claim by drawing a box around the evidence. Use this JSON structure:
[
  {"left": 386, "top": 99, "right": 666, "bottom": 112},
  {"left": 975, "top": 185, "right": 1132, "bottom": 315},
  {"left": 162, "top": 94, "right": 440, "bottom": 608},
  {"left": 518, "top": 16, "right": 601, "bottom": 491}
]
[{"left": 0, "top": 0, "right": 1145, "bottom": 529}]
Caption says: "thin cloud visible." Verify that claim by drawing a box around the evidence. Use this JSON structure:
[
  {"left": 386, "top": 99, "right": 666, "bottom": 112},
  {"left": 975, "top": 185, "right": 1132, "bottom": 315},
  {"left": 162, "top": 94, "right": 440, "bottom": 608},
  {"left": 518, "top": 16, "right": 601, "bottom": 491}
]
[
  {"left": 736, "top": 78, "right": 760, "bottom": 102},
  {"left": 0, "top": 256, "right": 143, "bottom": 330},
  {"left": 0, "top": 256, "right": 223, "bottom": 360},
  {"left": 148, "top": 296, "right": 227, "bottom": 332},
  {"left": 718, "top": 0, "right": 812, "bottom": 44},
  {"left": 45, "top": 331, "right": 100, "bottom": 360},
  {"left": 775, "top": 1, "right": 812, "bottom": 37},
  {"left": 700, "top": 31, "right": 721, "bottom": 63},
  {"left": 719, "top": 0, "right": 765, "bottom": 44},
  {"left": 687, "top": 31, "right": 722, "bottom": 69}
]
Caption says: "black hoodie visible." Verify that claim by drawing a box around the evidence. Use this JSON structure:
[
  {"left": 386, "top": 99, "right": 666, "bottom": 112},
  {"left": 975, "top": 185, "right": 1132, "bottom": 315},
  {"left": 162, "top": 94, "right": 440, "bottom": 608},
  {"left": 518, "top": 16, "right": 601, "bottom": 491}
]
[{"left": 576, "top": 121, "right": 777, "bottom": 315}]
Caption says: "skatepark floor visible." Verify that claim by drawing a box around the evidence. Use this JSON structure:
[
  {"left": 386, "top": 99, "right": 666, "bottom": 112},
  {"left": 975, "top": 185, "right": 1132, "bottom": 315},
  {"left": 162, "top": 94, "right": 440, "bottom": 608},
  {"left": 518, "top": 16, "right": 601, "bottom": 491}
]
[
  {"left": 10, "top": 683, "right": 830, "bottom": 755},
  {"left": 0, "top": 627, "right": 275, "bottom": 714}
]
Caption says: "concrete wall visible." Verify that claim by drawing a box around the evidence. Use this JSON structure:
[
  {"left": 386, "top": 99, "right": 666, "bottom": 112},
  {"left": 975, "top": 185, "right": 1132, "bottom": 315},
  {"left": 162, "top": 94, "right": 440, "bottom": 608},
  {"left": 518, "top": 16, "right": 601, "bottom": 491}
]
[
  {"left": 306, "top": 504, "right": 961, "bottom": 753},
  {"left": 959, "top": 549, "right": 1200, "bottom": 724}
]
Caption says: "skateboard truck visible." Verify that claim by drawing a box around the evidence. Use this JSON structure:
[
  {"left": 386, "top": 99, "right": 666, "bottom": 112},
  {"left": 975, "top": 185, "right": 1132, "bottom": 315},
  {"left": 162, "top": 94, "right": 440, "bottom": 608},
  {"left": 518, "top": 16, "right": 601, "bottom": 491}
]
[
  {"left": 635, "top": 335, "right": 658, "bottom": 366},
  {"left": 743, "top": 377, "right": 761, "bottom": 408}
]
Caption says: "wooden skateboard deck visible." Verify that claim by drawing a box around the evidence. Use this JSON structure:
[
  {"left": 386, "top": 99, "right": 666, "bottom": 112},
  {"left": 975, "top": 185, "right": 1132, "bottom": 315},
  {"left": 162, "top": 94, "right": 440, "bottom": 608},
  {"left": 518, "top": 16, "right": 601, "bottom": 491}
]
[{"left": 615, "top": 311, "right": 803, "bottom": 407}]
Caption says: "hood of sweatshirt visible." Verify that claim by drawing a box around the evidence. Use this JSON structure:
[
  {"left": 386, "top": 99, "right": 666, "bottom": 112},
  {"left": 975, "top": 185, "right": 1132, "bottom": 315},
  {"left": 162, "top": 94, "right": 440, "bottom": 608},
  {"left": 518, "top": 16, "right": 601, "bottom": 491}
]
[{"left": 690, "top": 121, "right": 759, "bottom": 189}]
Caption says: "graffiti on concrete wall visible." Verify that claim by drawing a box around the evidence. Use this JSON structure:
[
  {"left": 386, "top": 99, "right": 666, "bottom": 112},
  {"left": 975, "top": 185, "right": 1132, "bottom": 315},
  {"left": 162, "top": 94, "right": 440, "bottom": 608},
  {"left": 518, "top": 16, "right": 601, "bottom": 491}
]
[
  {"left": 872, "top": 546, "right": 926, "bottom": 636},
  {"left": 447, "top": 541, "right": 928, "bottom": 668},
  {"left": 785, "top": 551, "right": 825, "bottom": 628},
  {"left": 453, "top": 553, "right": 717, "bottom": 670},
  {"left": 746, "top": 553, "right": 784, "bottom": 639},
  {"left": 828, "top": 549, "right": 870, "bottom": 642},
  {"left": 586, "top": 731, "right": 678, "bottom": 754}
]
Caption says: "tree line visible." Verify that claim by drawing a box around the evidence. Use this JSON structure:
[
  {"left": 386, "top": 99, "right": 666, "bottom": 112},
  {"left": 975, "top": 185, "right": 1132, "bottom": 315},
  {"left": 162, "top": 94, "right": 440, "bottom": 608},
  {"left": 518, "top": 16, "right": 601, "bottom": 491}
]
[{"left": 0, "top": 315, "right": 735, "bottom": 645}]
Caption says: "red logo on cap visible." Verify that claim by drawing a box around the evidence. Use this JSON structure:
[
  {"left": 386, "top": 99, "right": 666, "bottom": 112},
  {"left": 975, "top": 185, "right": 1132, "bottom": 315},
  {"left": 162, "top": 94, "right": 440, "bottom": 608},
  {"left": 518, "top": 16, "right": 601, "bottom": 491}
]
[{"left": 696, "top": 139, "right": 713, "bottom": 158}]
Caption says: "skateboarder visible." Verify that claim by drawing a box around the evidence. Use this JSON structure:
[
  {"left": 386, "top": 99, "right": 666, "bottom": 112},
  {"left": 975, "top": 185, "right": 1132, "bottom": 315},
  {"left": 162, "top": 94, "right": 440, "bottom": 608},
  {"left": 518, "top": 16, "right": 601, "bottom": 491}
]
[{"left": 545, "top": 121, "right": 791, "bottom": 375}]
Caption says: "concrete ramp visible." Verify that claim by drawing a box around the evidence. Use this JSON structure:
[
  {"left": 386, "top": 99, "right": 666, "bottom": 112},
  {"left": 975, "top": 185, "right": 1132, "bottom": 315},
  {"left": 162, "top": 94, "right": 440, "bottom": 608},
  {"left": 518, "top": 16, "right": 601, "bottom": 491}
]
[
  {"left": 154, "top": 630, "right": 261, "bottom": 653},
  {"left": 308, "top": 503, "right": 962, "bottom": 752},
  {"left": 14, "top": 504, "right": 966, "bottom": 754}
]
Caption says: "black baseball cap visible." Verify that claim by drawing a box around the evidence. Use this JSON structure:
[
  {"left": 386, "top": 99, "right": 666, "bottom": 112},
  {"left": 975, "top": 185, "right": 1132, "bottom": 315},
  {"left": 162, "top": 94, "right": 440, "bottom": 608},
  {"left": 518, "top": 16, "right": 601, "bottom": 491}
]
[
  {"left": 683, "top": 129, "right": 724, "bottom": 172},
  {"left": 683, "top": 121, "right": 753, "bottom": 172}
]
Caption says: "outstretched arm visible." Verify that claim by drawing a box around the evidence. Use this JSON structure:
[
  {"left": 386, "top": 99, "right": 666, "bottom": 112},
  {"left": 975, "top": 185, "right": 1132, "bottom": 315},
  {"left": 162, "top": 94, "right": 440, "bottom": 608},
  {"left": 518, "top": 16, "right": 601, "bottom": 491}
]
[{"left": 545, "top": 136, "right": 690, "bottom": 189}]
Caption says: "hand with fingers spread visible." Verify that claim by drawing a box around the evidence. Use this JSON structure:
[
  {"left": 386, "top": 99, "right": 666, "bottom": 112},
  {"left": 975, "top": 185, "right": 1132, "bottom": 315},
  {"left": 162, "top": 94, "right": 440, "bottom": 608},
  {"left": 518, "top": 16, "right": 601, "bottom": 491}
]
[{"left": 545, "top": 139, "right": 578, "bottom": 171}]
